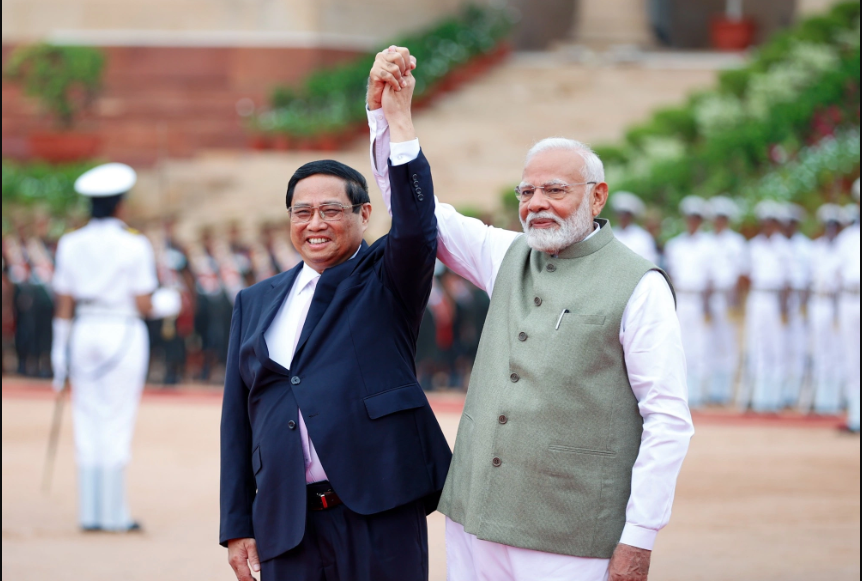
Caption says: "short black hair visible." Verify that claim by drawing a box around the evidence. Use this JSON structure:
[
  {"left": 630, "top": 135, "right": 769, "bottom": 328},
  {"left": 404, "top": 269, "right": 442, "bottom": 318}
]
[
  {"left": 90, "top": 194, "right": 125, "bottom": 219},
  {"left": 286, "top": 160, "right": 370, "bottom": 212}
]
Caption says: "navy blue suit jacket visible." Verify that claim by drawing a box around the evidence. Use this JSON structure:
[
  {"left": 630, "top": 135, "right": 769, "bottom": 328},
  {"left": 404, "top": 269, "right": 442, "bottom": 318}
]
[{"left": 219, "top": 151, "right": 453, "bottom": 561}]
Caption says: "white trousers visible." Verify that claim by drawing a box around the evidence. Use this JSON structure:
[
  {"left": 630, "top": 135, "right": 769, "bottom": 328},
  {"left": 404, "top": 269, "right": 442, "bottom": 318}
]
[
  {"left": 708, "top": 291, "right": 739, "bottom": 405},
  {"left": 70, "top": 316, "right": 148, "bottom": 528},
  {"left": 446, "top": 518, "right": 609, "bottom": 581},
  {"left": 746, "top": 291, "right": 785, "bottom": 412},
  {"left": 809, "top": 296, "right": 843, "bottom": 414},
  {"left": 840, "top": 293, "right": 861, "bottom": 431},
  {"left": 783, "top": 292, "right": 809, "bottom": 407},
  {"left": 676, "top": 293, "right": 709, "bottom": 408}
]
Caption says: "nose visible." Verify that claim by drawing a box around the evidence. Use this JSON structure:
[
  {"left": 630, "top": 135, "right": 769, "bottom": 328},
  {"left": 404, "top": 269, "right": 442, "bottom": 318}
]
[
  {"left": 306, "top": 210, "right": 328, "bottom": 230},
  {"left": 526, "top": 190, "right": 551, "bottom": 215}
]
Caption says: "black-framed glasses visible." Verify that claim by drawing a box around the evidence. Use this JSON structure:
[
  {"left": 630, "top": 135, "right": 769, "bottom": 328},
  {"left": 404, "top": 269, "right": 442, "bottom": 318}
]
[
  {"left": 289, "top": 203, "right": 363, "bottom": 224},
  {"left": 514, "top": 182, "right": 597, "bottom": 202}
]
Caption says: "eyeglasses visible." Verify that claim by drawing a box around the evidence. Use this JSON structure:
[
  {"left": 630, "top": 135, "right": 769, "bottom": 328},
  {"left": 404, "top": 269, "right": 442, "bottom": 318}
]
[
  {"left": 514, "top": 182, "right": 597, "bottom": 202},
  {"left": 289, "top": 203, "right": 363, "bottom": 224}
]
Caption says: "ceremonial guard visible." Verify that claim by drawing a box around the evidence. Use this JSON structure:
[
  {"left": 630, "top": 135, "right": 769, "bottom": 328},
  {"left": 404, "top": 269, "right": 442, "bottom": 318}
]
[
  {"left": 837, "top": 180, "right": 860, "bottom": 433},
  {"left": 782, "top": 204, "right": 814, "bottom": 407},
  {"left": 808, "top": 204, "right": 846, "bottom": 414},
  {"left": 51, "top": 163, "right": 179, "bottom": 531},
  {"left": 608, "top": 191, "right": 660, "bottom": 264},
  {"left": 665, "top": 196, "right": 713, "bottom": 408},
  {"left": 707, "top": 196, "right": 748, "bottom": 405},
  {"left": 744, "top": 201, "right": 794, "bottom": 412}
]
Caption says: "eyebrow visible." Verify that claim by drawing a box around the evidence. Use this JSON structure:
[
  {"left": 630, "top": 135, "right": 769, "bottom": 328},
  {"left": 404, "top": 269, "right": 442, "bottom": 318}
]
[{"left": 292, "top": 200, "right": 344, "bottom": 208}]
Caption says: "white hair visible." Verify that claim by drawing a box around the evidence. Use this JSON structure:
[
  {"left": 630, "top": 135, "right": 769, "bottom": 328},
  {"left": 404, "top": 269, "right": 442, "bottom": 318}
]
[
  {"left": 525, "top": 138, "right": 605, "bottom": 184},
  {"left": 520, "top": 190, "right": 595, "bottom": 254}
]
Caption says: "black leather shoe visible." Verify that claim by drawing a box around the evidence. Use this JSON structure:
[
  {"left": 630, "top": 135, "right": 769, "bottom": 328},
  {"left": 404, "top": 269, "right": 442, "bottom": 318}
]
[
  {"left": 81, "top": 525, "right": 102, "bottom": 533},
  {"left": 125, "top": 521, "right": 143, "bottom": 533}
]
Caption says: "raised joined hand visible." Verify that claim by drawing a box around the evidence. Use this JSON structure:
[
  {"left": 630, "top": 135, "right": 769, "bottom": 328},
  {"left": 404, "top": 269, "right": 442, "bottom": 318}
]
[{"left": 367, "top": 46, "right": 416, "bottom": 111}]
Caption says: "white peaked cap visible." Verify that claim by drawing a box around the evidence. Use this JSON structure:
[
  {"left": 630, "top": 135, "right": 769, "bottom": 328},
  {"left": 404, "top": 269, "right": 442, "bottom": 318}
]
[
  {"left": 74, "top": 163, "right": 137, "bottom": 197},
  {"left": 610, "top": 192, "right": 646, "bottom": 217},
  {"left": 679, "top": 195, "right": 709, "bottom": 217},
  {"left": 853, "top": 178, "right": 860, "bottom": 202},
  {"left": 783, "top": 203, "right": 807, "bottom": 223},
  {"left": 754, "top": 199, "right": 785, "bottom": 221},
  {"left": 816, "top": 204, "right": 845, "bottom": 225},
  {"left": 710, "top": 195, "right": 740, "bottom": 220},
  {"left": 844, "top": 203, "right": 859, "bottom": 225}
]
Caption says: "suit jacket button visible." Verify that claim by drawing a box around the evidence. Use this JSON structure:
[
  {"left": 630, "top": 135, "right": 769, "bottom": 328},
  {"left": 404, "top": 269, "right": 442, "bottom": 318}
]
[
  {"left": 492, "top": 457, "right": 502, "bottom": 467},
  {"left": 546, "top": 264, "right": 557, "bottom": 272},
  {"left": 412, "top": 174, "right": 419, "bottom": 181},
  {"left": 415, "top": 187, "right": 422, "bottom": 195},
  {"left": 417, "top": 194, "right": 425, "bottom": 201},
  {"left": 291, "top": 376, "right": 301, "bottom": 385},
  {"left": 518, "top": 332, "right": 528, "bottom": 342},
  {"left": 510, "top": 373, "right": 520, "bottom": 383},
  {"left": 288, "top": 420, "right": 297, "bottom": 430}
]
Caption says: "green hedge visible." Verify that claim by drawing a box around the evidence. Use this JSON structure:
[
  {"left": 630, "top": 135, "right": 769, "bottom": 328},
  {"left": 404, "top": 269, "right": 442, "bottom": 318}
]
[
  {"left": 595, "top": 1, "right": 860, "bottom": 215},
  {"left": 2, "top": 160, "right": 95, "bottom": 220},
  {"left": 254, "top": 5, "right": 514, "bottom": 137}
]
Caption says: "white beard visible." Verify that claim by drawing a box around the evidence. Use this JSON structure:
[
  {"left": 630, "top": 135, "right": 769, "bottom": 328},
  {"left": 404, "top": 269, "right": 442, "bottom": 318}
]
[{"left": 520, "top": 196, "right": 595, "bottom": 254}]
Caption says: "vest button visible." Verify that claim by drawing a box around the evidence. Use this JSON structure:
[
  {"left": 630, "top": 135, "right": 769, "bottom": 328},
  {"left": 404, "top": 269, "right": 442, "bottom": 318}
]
[
  {"left": 498, "top": 415, "right": 508, "bottom": 424},
  {"left": 518, "top": 332, "right": 528, "bottom": 342},
  {"left": 546, "top": 263, "right": 557, "bottom": 272},
  {"left": 288, "top": 420, "right": 297, "bottom": 430},
  {"left": 291, "top": 376, "right": 301, "bottom": 385},
  {"left": 534, "top": 297, "right": 542, "bottom": 306},
  {"left": 492, "top": 457, "right": 502, "bottom": 467},
  {"left": 510, "top": 373, "right": 520, "bottom": 383}
]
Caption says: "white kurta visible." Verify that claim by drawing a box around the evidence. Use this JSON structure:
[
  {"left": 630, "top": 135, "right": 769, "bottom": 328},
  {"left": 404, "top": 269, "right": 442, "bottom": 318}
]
[
  {"left": 665, "top": 230, "right": 714, "bottom": 408},
  {"left": 707, "top": 228, "right": 748, "bottom": 404},
  {"left": 368, "top": 109, "right": 694, "bottom": 580}
]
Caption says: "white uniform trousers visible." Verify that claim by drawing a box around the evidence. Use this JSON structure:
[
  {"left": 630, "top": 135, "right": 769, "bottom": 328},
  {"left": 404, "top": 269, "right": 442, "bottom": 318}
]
[
  {"left": 783, "top": 292, "right": 809, "bottom": 407},
  {"left": 708, "top": 290, "right": 739, "bottom": 405},
  {"left": 809, "top": 296, "right": 843, "bottom": 414},
  {"left": 840, "top": 293, "right": 861, "bottom": 431},
  {"left": 70, "top": 315, "right": 148, "bottom": 530},
  {"left": 676, "top": 292, "right": 709, "bottom": 408},
  {"left": 746, "top": 290, "right": 785, "bottom": 412},
  {"left": 446, "top": 518, "right": 610, "bottom": 581}
]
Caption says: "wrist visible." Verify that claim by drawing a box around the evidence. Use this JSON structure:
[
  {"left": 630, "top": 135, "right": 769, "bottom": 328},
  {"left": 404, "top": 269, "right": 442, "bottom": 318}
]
[{"left": 388, "top": 116, "right": 416, "bottom": 142}]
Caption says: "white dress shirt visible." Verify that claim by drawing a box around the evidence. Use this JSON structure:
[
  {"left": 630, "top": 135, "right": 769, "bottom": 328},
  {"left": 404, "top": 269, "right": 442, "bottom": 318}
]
[
  {"left": 368, "top": 108, "right": 694, "bottom": 554},
  {"left": 264, "top": 263, "right": 330, "bottom": 484},
  {"left": 613, "top": 223, "right": 659, "bottom": 265}
]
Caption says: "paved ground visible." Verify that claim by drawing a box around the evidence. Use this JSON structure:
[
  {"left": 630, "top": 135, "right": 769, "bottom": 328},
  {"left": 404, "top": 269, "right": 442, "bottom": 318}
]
[{"left": 2, "top": 380, "right": 859, "bottom": 581}]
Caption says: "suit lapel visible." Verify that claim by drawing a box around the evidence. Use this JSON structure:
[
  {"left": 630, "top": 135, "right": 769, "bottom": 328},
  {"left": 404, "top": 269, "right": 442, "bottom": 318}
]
[
  {"left": 293, "top": 241, "right": 368, "bottom": 362},
  {"left": 253, "top": 264, "right": 302, "bottom": 373}
]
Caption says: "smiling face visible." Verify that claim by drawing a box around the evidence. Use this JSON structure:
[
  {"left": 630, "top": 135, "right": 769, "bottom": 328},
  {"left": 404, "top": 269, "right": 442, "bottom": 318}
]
[
  {"left": 289, "top": 174, "right": 371, "bottom": 273},
  {"left": 518, "top": 149, "right": 609, "bottom": 253}
]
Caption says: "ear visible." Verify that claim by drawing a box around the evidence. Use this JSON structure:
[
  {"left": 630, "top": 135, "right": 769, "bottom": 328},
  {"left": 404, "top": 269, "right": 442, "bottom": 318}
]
[
  {"left": 360, "top": 203, "right": 372, "bottom": 233},
  {"left": 591, "top": 183, "right": 609, "bottom": 218}
]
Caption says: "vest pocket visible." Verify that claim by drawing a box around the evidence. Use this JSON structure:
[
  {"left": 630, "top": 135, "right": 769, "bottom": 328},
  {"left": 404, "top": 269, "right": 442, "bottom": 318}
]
[{"left": 548, "top": 444, "right": 617, "bottom": 457}]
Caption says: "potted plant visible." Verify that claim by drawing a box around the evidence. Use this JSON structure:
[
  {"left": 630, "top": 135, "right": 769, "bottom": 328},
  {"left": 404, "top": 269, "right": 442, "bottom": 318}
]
[
  {"left": 711, "top": 0, "right": 757, "bottom": 51},
  {"left": 4, "top": 43, "right": 105, "bottom": 162}
]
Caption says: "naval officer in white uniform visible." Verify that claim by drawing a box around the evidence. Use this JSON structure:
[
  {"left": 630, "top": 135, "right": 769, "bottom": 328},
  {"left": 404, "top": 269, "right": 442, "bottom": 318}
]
[
  {"left": 837, "top": 180, "right": 861, "bottom": 434},
  {"left": 782, "top": 204, "right": 814, "bottom": 407},
  {"left": 707, "top": 196, "right": 748, "bottom": 405},
  {"left": 51, "top": 163, "right": 179, "bottom": 532},
  {"left": 608, "top": 191, "right": 659, "bottom": 265},
  {"left": 665, "top": 196, "right": 714, "bottom": 408}
]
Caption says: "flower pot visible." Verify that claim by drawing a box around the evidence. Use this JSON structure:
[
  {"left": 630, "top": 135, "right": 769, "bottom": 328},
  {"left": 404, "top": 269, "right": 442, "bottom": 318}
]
[
  {"left": 248, "top": 134, "right": 270, "bottom": 150},
  {"left": 272, "top": 134, "right": 292, "bottom": 151},
  {"left": 710, "top": 17, "right": 757, "bottom": 51},
  {"left": 29, "top": 132, "right": 101, "bottom": 163}
]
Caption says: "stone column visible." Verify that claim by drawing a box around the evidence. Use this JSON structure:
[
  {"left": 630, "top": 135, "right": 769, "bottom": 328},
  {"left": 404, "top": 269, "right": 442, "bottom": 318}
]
[{"left": 572, "top": 0, "right": 655, "bottom": 47}]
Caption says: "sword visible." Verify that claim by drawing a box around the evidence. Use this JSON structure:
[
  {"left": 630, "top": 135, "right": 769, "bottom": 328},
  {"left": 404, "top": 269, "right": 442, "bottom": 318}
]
[{"left": 42, "top": 381, "right": 69, "bottom": 494}]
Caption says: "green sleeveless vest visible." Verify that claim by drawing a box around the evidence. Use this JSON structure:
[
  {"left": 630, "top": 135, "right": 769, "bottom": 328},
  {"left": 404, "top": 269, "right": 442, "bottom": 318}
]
[{"left": 437, "top": 219, "right": 674, "bottom": 559}]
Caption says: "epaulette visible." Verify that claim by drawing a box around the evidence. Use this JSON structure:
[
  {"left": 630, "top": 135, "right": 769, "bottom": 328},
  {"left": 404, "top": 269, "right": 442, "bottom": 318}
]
[{"left": 126, "top": 227, "right": 142, "bottom": 235}]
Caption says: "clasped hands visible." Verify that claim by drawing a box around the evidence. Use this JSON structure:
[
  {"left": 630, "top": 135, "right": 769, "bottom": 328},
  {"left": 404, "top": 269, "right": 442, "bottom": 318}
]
[{"left": 367, "top": 46, "right": 417, "bottom": 142}]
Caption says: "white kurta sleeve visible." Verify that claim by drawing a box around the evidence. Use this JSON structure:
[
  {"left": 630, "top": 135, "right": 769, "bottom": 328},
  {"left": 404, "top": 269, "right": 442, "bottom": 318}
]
[
  {"left": 619, "top": 270, "right": 695, "bottom": 550},
  {"left": 367, "top": 108, "right": 519, "bottom": 295}
]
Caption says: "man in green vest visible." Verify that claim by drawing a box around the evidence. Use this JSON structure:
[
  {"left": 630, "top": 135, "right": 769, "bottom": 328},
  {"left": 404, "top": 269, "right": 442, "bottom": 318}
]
[{"left": 367, "top": 47, "right": 694, "bottom": 581}]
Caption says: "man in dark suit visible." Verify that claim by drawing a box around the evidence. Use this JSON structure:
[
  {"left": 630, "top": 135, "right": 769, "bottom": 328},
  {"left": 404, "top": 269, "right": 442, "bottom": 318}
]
[{"left": 220, "top": 64, "right": 451, "bottom": 581}]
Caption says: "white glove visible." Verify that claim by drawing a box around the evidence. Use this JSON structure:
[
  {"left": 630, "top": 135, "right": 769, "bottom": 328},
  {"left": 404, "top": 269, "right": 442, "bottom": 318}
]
[
  {"left": 149, "top": 288, "right": 183, "bottom": 320},
  {"left": 51, "top": 318, "right": 72, "bottom": 392}
]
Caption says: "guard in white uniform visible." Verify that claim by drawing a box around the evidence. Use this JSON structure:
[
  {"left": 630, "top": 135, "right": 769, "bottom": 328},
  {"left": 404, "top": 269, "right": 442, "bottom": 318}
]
[
  {"left": 608, "top": 191, "right": 659, "bottom": 264},
  {"left": 665, "top": 196, "right": 714, "bottom": 408},
  {"left": 707, "top": 196, "right": 748, "bottom": 405},
  {"left": 744, "top": 201, "right": 794, "bottom": 412},
  {"left": 51, "top": 163, "right": 178, "bottom": 532},
  {"left": 808, "top": 204, "right": 847, "bottom": 414},
  {"left": 837, "top": 180, "right": 861, "bottom": 433},
  {"left": 782, "top": 204, "right": 814, "bottom": 407}
]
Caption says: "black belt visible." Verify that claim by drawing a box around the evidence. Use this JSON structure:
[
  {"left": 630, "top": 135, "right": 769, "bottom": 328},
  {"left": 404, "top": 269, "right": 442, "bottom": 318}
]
[{"left": 307, "top": 481, "right": 343, "bottom": 511}]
